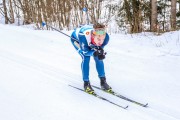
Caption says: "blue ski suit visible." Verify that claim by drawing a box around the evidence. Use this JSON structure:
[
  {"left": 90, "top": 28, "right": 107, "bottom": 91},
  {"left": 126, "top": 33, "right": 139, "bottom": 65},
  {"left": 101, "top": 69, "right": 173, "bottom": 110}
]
[{"left": 70, "top": 25, "right": 109, "bottom": 81}]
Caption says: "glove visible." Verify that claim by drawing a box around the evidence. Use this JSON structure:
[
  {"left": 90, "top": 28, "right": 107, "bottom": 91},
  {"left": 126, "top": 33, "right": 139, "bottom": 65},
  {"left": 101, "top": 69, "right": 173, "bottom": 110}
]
[
  {"left": 93, "top": 47, "right": 106, "bottom": 60},
  {"left": 98, "top": 54, "right": 105, "bottom": 60},
  {"left": 93, "top": 47, "right": 104, "bottom": 56}
]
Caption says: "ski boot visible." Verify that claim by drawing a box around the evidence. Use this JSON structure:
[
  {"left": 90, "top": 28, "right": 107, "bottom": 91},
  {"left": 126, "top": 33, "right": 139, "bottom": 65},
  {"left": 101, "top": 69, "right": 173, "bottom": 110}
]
[
  {"left": 84, "top": 81, "right": 95, "bottom": 95},
  {"left": 100, "top": 77, "right": 113, "bottom": 93}
]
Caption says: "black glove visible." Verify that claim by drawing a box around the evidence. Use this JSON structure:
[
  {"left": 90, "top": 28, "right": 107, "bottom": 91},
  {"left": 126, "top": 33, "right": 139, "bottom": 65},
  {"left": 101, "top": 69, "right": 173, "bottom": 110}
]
[
  {"left": 98, "top": 54, "right": 105, "bottom": 60},
  {"left": 93, "top": 47, "right": 106, "bottom": 60}
]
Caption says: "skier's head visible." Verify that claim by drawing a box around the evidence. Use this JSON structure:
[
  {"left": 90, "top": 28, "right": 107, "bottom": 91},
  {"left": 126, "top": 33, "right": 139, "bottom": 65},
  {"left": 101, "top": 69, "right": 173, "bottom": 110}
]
[
  {"left": 93, "top": 23, "right": 106, "bottom": 35},
  {"left": 92, "top": 23, "right": 106, "bottom": 46}
]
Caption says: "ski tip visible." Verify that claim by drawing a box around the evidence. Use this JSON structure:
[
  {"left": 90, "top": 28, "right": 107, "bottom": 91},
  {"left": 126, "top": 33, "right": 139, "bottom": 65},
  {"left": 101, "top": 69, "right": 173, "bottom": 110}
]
[
  {"left": 124, "top": 105, "right": 129, "bottom": 109},
  {"left": 120, "top": 105, "right": 128, "bottom": 109},
  {"left": 68, "top": 84, "right": 73, "bottom": 87},
  {"left": 143, "top": 103, "right": 148, "bottom": 107}
]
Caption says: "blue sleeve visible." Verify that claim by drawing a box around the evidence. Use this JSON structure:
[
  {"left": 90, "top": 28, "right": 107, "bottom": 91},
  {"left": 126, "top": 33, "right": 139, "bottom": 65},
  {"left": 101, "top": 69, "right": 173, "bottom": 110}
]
[{"left": 78, "top": 35, "right": 95, "bottom": 56}]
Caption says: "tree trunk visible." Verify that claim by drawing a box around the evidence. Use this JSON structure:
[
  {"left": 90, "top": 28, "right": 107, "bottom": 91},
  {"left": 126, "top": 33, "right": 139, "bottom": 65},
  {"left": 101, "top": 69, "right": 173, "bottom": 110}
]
[
  {"left": 3, "top": 0, "right": 8, "bottom": 24},
  {"left": 151, "top": 0, "right": 157, "bottom": 32},
  {"left": 171, "top": 0, "right": 177, "bottom": 31},
  {"left": 9, "top": 0, "right": 14, "bottom": 23}
]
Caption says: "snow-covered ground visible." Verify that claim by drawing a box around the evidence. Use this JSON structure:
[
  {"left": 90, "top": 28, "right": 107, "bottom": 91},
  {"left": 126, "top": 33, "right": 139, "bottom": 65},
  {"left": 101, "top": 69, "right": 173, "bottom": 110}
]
[{"left": 0, "top": 24, "right": 180, "bottom": 120}]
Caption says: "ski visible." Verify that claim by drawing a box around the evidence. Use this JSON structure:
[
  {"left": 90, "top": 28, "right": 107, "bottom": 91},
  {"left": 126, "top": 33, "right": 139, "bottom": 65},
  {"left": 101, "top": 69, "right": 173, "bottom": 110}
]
[
  {"left": 92, "top": 85, "right": 148, "bottom": 107},
  {"left": 69, "top": 85, "right": 128, "bottom": 109}
]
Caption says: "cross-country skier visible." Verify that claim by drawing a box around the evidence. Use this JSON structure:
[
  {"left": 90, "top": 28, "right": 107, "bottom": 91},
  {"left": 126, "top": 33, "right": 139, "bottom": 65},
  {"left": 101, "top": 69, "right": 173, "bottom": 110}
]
[{"left": 70, "top": 23, "right": 112, "bottom": 94}]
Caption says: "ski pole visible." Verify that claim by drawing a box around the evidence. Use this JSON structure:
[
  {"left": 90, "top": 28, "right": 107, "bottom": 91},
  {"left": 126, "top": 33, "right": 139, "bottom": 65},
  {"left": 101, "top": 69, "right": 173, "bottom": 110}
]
[
  {"left": 41, "top": 22, "right": 105, "bottom": 54},
  {"left": 82, "top": 7, "right": 90, "bottom": 25},
  {"left": 42, "top": 22, "right": 78, "bottom": 41},
  {"left": 41, "top": 22, "right": 98, "bottom": 51}
]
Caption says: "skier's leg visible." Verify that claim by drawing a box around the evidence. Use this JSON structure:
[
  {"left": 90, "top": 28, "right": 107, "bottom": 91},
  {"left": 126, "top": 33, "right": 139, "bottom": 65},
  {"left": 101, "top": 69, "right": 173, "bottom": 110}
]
[
  {"left": 71, "top": 38, "right": 90, "bottom": 81},
  {"left": 93, "top": 56, "right": 105, "bottom": 78},
  {"left": 93, "top": 56, "right": 112, "bottom": 91},
  {"left": 71, "top": 38, "right": 94, "bottom": 93}
]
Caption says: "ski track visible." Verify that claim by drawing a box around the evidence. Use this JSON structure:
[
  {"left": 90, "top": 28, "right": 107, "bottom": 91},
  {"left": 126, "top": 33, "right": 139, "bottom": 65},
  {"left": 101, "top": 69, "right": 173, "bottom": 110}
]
[
  {"left": 93, "top": 86, "right": 180, "bottom": 120},
  {"left": 0, "top": 24, "right": 180, "bottom": 120},
  {"left": 0, "top": 48, "right": 79, "bottom": 85},
  {"left": 0, "top": 48, "right": 179, "bottom": 120}
]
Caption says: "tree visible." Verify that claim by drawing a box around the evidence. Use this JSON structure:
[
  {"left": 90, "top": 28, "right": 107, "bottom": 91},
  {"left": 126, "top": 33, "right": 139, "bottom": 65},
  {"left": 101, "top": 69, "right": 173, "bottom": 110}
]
[
  {"left": 157, "top": 0, "right": 171, "bottom": 32},
  {"left": 2, "top": 0, "right": 8, "bottom": 24},
  {"left": 9, "top": 0, "right": 15, "bottom": 23},
  {"left": 116, "top": 0, "right": 144, "bottom": 33},
  {"left": 171, "top": 0, "right": 177, "bottom": 30},
  {"left": 151, "top": 0, "right": 157, "bottom": 32}
]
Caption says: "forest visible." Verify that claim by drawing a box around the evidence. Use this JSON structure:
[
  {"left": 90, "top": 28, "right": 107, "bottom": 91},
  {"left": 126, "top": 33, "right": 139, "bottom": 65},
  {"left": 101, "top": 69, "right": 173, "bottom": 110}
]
[{"left": 0, "top": 0, "right": 179, "bottom": 33}]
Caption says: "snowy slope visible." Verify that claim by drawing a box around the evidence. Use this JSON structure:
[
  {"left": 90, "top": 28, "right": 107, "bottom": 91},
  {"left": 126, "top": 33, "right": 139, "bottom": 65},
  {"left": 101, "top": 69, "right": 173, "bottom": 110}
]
[{"left": 0, "top": 24, "right": 180, "bottom": 120}]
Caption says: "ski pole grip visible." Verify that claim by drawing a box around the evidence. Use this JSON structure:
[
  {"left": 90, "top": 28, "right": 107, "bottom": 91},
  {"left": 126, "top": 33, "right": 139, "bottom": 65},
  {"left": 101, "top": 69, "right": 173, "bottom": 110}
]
[{"left": 42, "top": 22, "right": 46, "bottom": 27}]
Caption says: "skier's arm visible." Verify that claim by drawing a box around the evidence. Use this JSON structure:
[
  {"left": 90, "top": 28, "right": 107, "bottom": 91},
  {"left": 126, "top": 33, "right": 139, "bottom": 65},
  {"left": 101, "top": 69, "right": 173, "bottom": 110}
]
[{"left": 78, "top": 35, "right": 95, "bottom": 56}]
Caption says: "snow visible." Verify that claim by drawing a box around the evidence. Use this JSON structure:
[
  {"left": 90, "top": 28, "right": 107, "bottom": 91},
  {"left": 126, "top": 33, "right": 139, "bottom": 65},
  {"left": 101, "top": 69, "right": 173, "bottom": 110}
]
[{"left": 0, "top": 23, "right": 180, "bottom": 120}]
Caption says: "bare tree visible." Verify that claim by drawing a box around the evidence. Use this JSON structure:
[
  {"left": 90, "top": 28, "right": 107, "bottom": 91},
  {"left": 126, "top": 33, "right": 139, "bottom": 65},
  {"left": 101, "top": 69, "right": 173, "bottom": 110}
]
[
  {"left": 3, "top": 0, "right": 8, "bottom": 24},
  {"left": 9, "top": 0, "right": 15, "bottom": 23},
  {"left": 171, "top": 0, "right": 177, "bottom": 30},
  {"left": 151, "top": 0, "right": 157, "bottom": 32},
  {"left": 0, "top": 0, "right": 118, "bottom": 32}
]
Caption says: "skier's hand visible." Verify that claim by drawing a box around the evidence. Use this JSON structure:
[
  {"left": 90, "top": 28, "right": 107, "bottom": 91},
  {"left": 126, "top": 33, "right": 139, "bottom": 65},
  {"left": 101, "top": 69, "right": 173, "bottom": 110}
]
[
  {"left": 98, "top": 54, "right": 105, "bottom": 60},
  {"left": 93, "top": 47, "right": 104, "bottom": 55},
  {"left": 93, "top": 47, "right": 104, "bottom": 56},
  {"left": 93, "top": 47, "right": 106, "bottom": 60}
]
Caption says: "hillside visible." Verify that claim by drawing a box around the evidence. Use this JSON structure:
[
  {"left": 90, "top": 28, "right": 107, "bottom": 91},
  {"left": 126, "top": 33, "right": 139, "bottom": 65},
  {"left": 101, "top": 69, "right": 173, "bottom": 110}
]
[{"left": 0, "top": 24, "right": 180, "bottom": 120}]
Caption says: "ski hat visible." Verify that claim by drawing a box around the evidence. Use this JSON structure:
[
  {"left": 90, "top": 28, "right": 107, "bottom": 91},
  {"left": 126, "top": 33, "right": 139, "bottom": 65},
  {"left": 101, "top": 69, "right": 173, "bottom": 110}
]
[{"left": 93, "top": 23, "right": 106, "bottom": 35}]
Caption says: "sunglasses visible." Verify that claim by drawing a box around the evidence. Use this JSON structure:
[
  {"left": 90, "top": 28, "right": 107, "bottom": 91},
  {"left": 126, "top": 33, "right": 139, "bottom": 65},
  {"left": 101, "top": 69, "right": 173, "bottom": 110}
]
[{"left": 93, "top": 28, "right": 106, "bottom": 35}]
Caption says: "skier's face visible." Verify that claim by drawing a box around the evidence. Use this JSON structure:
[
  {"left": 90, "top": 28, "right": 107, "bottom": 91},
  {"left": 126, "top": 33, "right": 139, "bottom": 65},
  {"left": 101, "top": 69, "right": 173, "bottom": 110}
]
[
  {"left": 93, "top": 28, "right": 106, "bottom": 46},
  {"left": 94, "top": 34, "right": 106, "bottom": 46}
]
